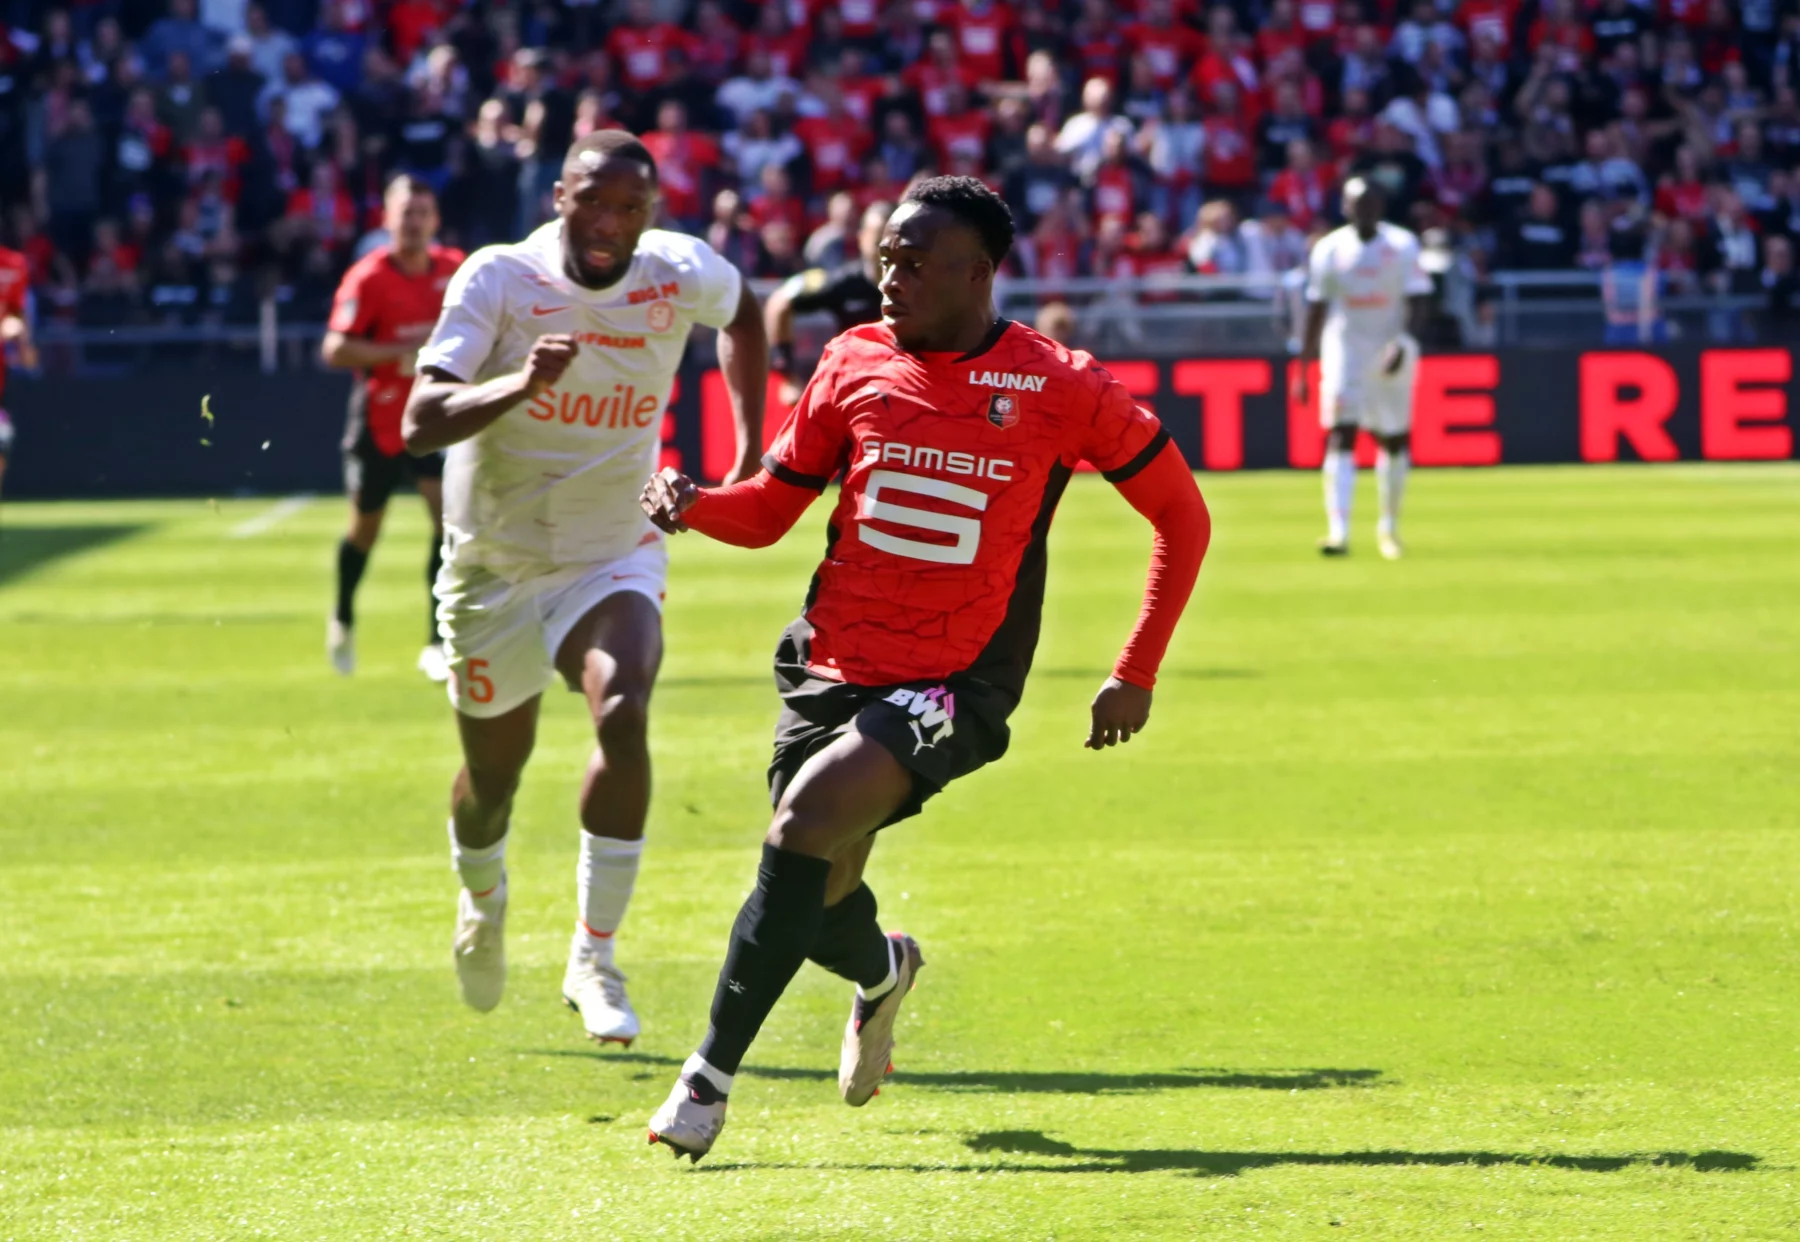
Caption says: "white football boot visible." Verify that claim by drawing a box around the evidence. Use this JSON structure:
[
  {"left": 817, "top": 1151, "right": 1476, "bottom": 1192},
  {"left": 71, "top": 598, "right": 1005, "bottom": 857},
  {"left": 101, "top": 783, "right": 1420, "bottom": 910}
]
[
  {"left": 417, "top": 641, "right": 451, "bottom": 683},
  {"left": 839, "top": 932, "right": 924, "bottom": 1106},
  {"left": 1377, "top": 530, "right": 1405, "bottom": 561},
  {"left": 327, "top": 618, "right": 356, "bottom": 676},
  {"left": 562, "top": 931, "right": 640, "bottom": 1046},
  {"left": 648, "top": 1073, "right": 729, "bottom": 1162},
  {"left": 453, "top": 884, "right": 506, "bottom": 1013}
]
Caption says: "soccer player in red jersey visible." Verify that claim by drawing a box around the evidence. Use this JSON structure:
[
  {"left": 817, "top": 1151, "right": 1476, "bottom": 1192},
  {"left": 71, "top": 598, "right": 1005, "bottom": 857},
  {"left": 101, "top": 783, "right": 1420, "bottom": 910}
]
[
  {"left": 639, "top": 177, "right": 1211, "bottom": 1160},
  {"left": 0, "top": 239, "right": 36, "bottom": 502},
  {"left": 320, "top": 175, "right": 465, "bottom": 679}
]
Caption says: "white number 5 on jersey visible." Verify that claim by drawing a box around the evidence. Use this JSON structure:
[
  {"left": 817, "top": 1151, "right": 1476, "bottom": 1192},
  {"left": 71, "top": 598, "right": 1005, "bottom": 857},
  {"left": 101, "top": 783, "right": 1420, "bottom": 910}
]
[{"left": 858, "top": 469, "right": 987, "bottom": 565}]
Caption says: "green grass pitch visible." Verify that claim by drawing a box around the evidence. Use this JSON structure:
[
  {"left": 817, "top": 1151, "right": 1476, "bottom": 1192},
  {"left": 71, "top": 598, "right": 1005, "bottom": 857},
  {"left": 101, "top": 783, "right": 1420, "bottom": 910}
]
[{"left": 2, "top": 464, "right": 1798, "bottom": 1240}]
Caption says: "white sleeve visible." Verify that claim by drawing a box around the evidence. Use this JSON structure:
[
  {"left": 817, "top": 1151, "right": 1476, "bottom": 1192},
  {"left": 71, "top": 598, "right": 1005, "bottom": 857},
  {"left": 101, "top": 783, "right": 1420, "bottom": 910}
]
[
  {"left": 686, "top": 237, "right": 745, "bottom": 330},
  {"left": 417, "top": 253, "right": 505, "bottom": 382},
  {"left": 1304, "top": 235, "right": 1334, "bottom": 304},
  {"left": 1402, "top": 236, "right": 1434, "bottom": 296}
]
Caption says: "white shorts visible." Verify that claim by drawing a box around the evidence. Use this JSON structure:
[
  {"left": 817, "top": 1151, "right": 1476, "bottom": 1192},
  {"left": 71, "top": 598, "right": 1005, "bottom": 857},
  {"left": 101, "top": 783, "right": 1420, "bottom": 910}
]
[
  {"left": 1320, "top": 335, "right": 1419, "bottom": 437},
  {"left": 435, "top": 535, "right": 668, "bottom": 718}
]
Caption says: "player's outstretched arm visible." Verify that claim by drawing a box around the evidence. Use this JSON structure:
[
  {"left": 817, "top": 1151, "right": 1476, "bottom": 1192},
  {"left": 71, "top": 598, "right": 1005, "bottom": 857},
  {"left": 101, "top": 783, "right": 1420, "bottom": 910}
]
[
  {"left": 640, "top": 466, "right": 817, "bottom": 547},
  {"left": 1087, "top": 442, "right": 1211, "bottom": 750},
  {"left": 402, "top": 334, "right": 578, "bottom": 455},
  {"left": 716, "top": 281, "right": 769, "bottom": 486}
]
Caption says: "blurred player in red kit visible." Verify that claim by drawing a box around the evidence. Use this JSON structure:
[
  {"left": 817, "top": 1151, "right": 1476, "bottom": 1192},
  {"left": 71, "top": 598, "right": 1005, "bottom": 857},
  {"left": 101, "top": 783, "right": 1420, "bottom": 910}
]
[
  {"left": 0, "top": 238, "right": 37, "bottom": 501},
  {"left": 320, "top": 175, "right": 465, "bottom": 679},
  {"left": 639, "top": 177, "right": 1212, "bottom": 1159}
]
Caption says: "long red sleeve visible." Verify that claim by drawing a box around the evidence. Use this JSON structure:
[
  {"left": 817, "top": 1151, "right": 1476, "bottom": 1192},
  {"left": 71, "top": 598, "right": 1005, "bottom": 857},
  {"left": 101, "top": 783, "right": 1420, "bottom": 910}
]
[
  {"left": 1109, "top": 443, "right": 1210, "bottom": 691},
  {"left": 682, "top": 468, "right": 819, "bottom": 548}
]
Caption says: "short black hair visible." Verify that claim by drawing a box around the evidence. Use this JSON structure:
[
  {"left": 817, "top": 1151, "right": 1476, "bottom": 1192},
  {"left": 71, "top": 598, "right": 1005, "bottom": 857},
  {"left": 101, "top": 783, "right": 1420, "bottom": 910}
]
[
  {"left": 562, "top": 129, "right": 659, "bottom": 184},
  {"left": 900, "top": 175, "right": 1015, "bottom": 264}
]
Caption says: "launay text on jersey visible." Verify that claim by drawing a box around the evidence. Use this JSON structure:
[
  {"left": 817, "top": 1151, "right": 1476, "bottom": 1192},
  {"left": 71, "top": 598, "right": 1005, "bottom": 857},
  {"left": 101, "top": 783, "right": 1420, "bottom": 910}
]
[{"left": 967, "top": 370, "right": 1047, "bottom": 392}]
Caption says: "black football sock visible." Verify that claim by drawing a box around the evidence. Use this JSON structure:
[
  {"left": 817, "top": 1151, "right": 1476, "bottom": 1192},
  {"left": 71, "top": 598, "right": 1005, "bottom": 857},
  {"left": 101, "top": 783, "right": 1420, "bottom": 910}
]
[
  {"left": 335, "top": 538, "right": 369, "bottom": 627},
  {"left": 807, "top": 882, "right": 893, "bottom": 990},
  {"left": 425, "top": 537, "right": 444, "bottom": 643},
  {"left": 697, "top": 842, "right": 831, "bottom": 1075}
]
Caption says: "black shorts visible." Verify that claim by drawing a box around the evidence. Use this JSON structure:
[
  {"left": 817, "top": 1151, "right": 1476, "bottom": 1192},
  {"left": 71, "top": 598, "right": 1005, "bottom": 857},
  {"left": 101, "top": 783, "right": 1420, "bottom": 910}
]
[
  {"left": 342, "top": 422, "right": 442, "bottom": 514},
  {"left": 767, "top": 621, "right": 1016, "bottom": 828}
]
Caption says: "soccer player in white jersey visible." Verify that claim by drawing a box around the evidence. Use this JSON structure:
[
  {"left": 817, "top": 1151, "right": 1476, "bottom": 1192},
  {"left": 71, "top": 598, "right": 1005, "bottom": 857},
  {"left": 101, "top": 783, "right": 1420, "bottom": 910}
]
[
  {"left": 401, "top": 130, "right": 767, "bottom": 1045},
  {"left": 1294, "top": 178, "right": 1433, "bottom": 560}
]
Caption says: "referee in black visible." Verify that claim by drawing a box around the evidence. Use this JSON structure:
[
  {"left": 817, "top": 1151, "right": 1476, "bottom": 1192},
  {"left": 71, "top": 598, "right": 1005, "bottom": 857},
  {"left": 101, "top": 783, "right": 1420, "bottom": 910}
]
[{"left": 765, "top": 200, "right": 892, "bottom": 404}]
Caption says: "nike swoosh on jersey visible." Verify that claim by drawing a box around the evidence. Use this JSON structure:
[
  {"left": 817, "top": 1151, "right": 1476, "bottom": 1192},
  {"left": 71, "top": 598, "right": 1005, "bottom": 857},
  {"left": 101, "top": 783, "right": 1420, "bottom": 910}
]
[{"left": 531, "top": 304, "right": 570, "bottom": 317}]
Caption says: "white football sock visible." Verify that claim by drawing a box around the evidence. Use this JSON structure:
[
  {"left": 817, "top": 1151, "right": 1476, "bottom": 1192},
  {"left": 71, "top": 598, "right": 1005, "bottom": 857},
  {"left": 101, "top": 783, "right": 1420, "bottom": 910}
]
[
  {"left": 449, "top": 818, "right": 506, "bottom": 911},
  {"left": 577, "top": 832, "right": 644, "bottom": 962},
  {"left": 856, "top": 937, "right": 900, "bottom": 1003},
  {"left": 1377, "top": 447, "right": 1410, "bottom": 536},
  {"left": 683, "top": 1052, "right": 734, "bottom": 1096},
  {"left": 1323, "top": 447, "right": 1355, "bottom": 543}
]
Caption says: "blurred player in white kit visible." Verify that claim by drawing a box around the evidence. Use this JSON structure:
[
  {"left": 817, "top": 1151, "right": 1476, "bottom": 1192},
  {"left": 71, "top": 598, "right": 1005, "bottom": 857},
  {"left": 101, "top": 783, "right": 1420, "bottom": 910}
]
[
  {"left": 1294, "top": 178, "right": 1433, "bottom": 559},
  {"left": 402, "top": 130, "right": 767, "bottom": 1045}
]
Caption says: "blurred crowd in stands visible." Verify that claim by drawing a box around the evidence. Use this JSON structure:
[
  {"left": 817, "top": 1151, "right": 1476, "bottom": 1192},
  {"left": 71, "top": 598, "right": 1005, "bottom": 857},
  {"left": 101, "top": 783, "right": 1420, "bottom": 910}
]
[{"left": 6, "top": 0, "right": 1800, "bottom": 343}]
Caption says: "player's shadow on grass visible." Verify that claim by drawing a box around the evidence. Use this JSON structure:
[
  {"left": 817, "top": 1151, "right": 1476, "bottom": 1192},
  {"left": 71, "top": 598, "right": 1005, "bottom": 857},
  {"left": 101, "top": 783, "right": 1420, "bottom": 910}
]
[
  {"left": 532, "top": 1049, "right": 1379, "bottom": 1094},
  {"left": 949, "top": 1130, "right": 1760, "bottom": 1178},
  {"left": 0, "top": 524, "right": 145, "bottom": 589}
]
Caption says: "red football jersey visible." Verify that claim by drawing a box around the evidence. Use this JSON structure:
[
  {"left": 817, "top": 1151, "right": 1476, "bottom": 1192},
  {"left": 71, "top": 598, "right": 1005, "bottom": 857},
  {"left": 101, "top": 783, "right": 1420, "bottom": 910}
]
[
  {"left": 0, "top": 247, "right": 28, "bottom": 400},
  {"left": 328, "top": 244, "right": 465, "bottom": 456},
  {"left": 762, "top": 320, "right": 1167, "bottom": 691}
]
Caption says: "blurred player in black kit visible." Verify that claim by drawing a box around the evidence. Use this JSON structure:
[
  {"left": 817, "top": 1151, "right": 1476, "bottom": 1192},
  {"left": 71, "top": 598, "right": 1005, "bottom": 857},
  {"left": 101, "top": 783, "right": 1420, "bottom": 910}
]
[{"left": 764, "top": 201, "right": 892, "bottom": 405}]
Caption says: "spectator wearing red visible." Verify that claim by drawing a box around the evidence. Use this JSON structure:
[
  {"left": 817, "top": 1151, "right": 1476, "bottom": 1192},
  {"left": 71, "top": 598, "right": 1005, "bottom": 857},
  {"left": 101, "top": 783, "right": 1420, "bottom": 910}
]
[
  {"left": 1694, "top": 0, "right": 1739, "bottom": 75},
  {"left": 1069, "top": 0, "right": 1128, "bottom": 86},
  {"left": 928, "top": 84, "right": 995, "bottom": 168},
  {"left": 836, "top": 0, "right": 886, "bottom": 43},
  {"left": 1200, "top": 83, "right": 1257, "bottom": 199},
  {"left": 794, "top": 90, "right": 873, "bottom": 197},
  {"left": 642, "top": 100, "right": 721, "bottom": 231},
  {"left": 1324, "top": 86, "right": 1375, "bottom": 165},
  {"left": 1087, "top": 128, "right": 1144, "bottom": 228},
  {"left": 89, "top": 218, "right": 140, "bottom": 278},
  {"left": 1296, "top": 0, "right": 1339, "bottom": 46},
  {"left": 285, "top": 162, "right": 358, "bottom": 254},
  {"left": 945, "top": 0, "right": 1017, "bottom": 83},
  {"left": 606, "top": 0, "right": 694, "bottom": 95},
  {"left": 1655, "top": 144, "right": 1712, "bottom": 223},
  {"left": 1528, "top": 0, "right": 1595, "bottom": 70},
  {"left": 853, "top": 153, "right": 908, "bottom": 215},
  {"left": 1433, "top": 131, "right": 1490, "bottom": 220},
  {"left": 747, "top": 164, "right": 809, "bottom": 239},
  {"left": 1015, "top": 198, "right": 1088, "bottom": 290},
  {"left": 1459, "top": 0, "right": 1518, "bottom": 57},
  {"left": 386, "top": 0, "right": 446, "bottom": 64},
  {"left": 1192, "top": 8, "right": 1261, "bottom": 124},
  {"left": 836, "top": 50, "right": 885, "bottom": 125},
  {"left": 688, "top": 0, "right": 745, "bottom": 88},
  {"left": 1267, "top": 140, "right": 1332, "bottom": 230},
  {"left": 1125, "top": 212, "right": 1189, "bottom": 298},
  {"left": 1662, "top": 0, "right": 1709, "bottom": 32},
  {"left": 747, "top": 2, "right": 810, "bottom": 81},
  {"left": 1124, "top": 0, "right": 1205, "bottom": 94},
  {"left": 905, "top": 31, "right": 979, "bottom": 118},
  {"left": 183, "top": 107, "right": 249, "bottom": 203},
  {"left": 1257, "top": 0, "right": 1310, "bottom": 67}
]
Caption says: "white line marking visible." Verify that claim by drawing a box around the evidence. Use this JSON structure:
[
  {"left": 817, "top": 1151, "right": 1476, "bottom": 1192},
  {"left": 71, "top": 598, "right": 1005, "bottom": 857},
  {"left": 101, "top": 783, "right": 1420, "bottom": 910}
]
[{"left": 230, "top": 494, "right": 315, "bottom": 539}]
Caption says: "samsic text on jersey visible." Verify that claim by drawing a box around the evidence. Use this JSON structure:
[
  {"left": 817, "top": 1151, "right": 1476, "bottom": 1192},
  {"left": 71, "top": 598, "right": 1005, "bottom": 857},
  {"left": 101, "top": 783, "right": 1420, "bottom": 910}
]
[{"left": 762, "top": 319, "right": 1170, "bottom": 695}]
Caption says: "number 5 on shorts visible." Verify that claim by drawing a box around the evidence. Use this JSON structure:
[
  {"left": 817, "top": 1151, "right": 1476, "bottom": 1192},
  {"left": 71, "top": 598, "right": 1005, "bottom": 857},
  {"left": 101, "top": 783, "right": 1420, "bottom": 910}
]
[{"left": 455, "top": 657, "right": 495, "bottom": 704}]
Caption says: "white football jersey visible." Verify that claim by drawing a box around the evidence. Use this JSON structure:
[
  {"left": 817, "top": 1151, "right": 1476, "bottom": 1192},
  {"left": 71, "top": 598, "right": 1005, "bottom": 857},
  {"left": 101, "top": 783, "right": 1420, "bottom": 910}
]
[
  {"left": 418, "top": 223, "right": 742, "bottom": 577},
  {"left": 1305, "top": 222, "right": 1433, "bottom": 374}
]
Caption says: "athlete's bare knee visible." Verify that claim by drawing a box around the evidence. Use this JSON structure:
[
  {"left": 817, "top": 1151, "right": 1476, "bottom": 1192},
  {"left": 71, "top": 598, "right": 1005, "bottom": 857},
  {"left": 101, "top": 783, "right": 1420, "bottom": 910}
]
[
  {"left": 1326, "top": 424, "right": 1359, "bottom": 453},
  {"left": 765, "top": 808, "right": 848, "bottom": 859},
  {"left": 462, "top": 758, "right": 524, "bottom": 809},
  {"left": 595, "top": 688, "right": 650, "bottom": 755}
]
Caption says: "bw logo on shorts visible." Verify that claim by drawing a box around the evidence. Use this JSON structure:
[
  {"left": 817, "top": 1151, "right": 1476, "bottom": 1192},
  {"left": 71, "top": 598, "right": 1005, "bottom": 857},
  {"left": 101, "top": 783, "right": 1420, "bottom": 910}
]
[{"left": 987, "top": 393, "right": 1020, "bottom": 429}]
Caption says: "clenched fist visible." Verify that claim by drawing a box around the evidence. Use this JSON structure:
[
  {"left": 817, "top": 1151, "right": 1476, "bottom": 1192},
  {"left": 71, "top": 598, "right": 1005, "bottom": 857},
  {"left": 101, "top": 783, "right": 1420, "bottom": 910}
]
[
  {"left": 523, "top": 334, "right": 579, "bottom": 395},
  {"left": 641, "top": 466, "right": 702, "bottom": 534}
]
